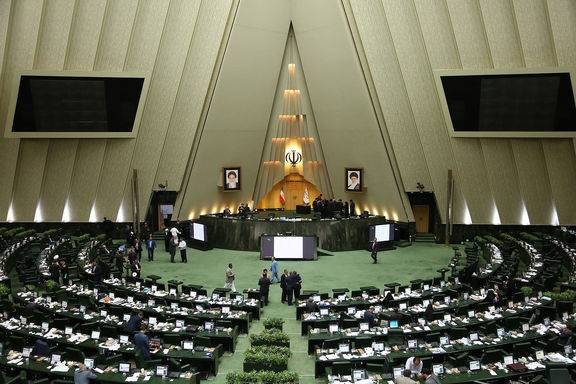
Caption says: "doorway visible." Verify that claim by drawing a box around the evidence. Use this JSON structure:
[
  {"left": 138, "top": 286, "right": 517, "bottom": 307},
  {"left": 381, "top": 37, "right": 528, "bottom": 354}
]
[
  {"left": 407, "top": 192, "right": 439, "bottom": 234},
  {"left": 413, "top": 205, "right": 429, "bottom": 233},
  {"left": 146, "top": 191, "right": 178, "bottom": 232}
]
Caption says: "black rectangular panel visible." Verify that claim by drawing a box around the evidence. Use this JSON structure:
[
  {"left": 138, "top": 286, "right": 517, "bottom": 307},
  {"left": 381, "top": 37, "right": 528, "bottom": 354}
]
[
  {"left": 12, "top": 75, "right": 144, "bottom": 133},
  {"left": 441, "top": 73, "right": 576, "bottom": 132}
]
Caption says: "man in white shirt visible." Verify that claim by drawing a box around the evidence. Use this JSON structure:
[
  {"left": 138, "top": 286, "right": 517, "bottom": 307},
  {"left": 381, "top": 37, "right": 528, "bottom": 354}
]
[
  {"left": 170, "top": 226, "right": 181, "bottom": 239},
  {"left": 178, "top": 239, "right": 187, "bottom": 263},
  {"left": 405, "top": 356, "right": 423, "bottom": 376},
  {"left": 225, "top": 264, "right": 236, "bottom": 291}
]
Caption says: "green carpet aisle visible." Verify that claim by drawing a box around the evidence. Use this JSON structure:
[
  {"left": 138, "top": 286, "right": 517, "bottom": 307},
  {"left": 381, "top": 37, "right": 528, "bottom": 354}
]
[{"left": 140, "top": 243, "right": 455, "bottom": 383}]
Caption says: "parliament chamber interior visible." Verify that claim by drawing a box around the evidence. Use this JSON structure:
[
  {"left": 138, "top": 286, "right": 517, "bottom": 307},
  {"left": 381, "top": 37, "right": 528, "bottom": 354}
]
[{"left": 0, "top": 1, "right": 576, "bottom": 384}]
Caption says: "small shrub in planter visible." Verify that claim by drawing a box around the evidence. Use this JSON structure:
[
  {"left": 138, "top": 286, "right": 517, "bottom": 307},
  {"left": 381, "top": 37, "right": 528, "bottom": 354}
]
[
  {"left": 46, "top": 280, "right": 59, "bottom": 291},
  {"left": 263, "top": 318, "right": 284, "bottom": 331},
  {"left": 544, "top": 290, "right": 576, "bottom": 302},
  {"left": 250, "top": 330, "right": 290, "bottom": 348},
  {"left": 520, "top": 286, "right": 533, "bottom": 298},
  {"left": 244, "top": 346, "right": 291, "bottom": 372},
  {"left": 0, "top": 283, "right": 10, "bottom": 297},
  {"left": 227, "top": 371, "right": 298, "bottom": 384}
]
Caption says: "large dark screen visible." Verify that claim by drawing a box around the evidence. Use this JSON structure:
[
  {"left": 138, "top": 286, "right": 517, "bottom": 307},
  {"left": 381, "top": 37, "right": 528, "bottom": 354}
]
[
  {"left": 441, "top": 73, "right": 576, "bottom": 132},
  {"left": 12, "top": 75, "right": 144, "bottom": 133}
]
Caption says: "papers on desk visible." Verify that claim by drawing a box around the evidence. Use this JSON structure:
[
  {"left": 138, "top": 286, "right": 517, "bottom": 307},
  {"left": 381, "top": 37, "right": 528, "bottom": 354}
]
[
  {"left": 51, "top": 363, "right": 69, "bottom": 372},
  {"left": 429, "top": 347, "right": 446, "bottom": 354},
  {"left": 125, "top": 374, "right": 140, "bottom": 382}
]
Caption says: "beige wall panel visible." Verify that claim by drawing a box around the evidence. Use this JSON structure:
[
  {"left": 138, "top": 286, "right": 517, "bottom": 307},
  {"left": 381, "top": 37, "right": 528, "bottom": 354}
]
[
  {"left": 122, "top": 0, "right": 202, "bottom": 220},
  {"left": 478, "top": 0, "right": 524, "bottom": 67},
  {"left": 93, "top": 0, "right": 138, "bottom": 70},
  {"left": 547, "top": 0, "right": 576, "bottom": 66},
  {"left": 512, "top": 0, "right": 556, "bottom": 67},
  {"left": 511, "top": 140, "right": 553, "bottom": 225},
  {"left": 178, "top": 0, "right": 290, "bottom": 219},
  {"left": 35, "top": 0, "right": 75, "bottom": 68},
  {"left": 67, "top": 0, "right": 138, "bottom": 221},
  {"left": 0, "top": 1, "right": 12, "bottom": 75},
  {"left": 381, "top": 0, "right": 460, "bottom": 221},
  {"left": 67, "top": 140, "right": 107, "bottom": 221},
  {"left": 480, "top": 140, "right": 523, "bottom": 223},
  {"left": 291, "top": 0, "right": 408, "bottom": 220},
  {"left": 433, "top": 1, "right": 493, "bottom": 223},
  {"left": 65, "top": 0, "right": 106, "bottom": 70},
  {"left": 478, "top": 0, "right": 524, "bottom": 224},
  {"left": 0, "top": 0, "right": 43, "bottom": 220},
  {"left": 155, "top": 0, "right": 233, "bottom": 190},
  {"left": 39, "top": 140, "right": 78, "bottom": 221},
  {"left": 349, "top": 0, "right": 431, "bottom": 193},
  {"left": 94, "top": 0, "right": 170, "bottom": 221},
  {"left": 445, "top": 0, "right": 491, "bottom": 68},
  {"left": 11, "top": 140, "right": 49, "bottom": 221},
  {"left": 541, "top": 140, "right": 576, "bottom": 224}
]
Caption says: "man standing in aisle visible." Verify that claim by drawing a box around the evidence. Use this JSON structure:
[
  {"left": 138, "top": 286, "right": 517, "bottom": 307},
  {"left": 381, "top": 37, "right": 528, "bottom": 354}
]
[
  {"left": 178, "top": 238, "right": 187, "bottom": 263},
  {"left": 370, "top": 237, "right": 378, "bottom": 264},
  {"left": 270, "top": 256, "right": 279, "bottom": 283},
  {"left": 146, "top": 234, "right": 156, "bottom": 262},
  {"left": 225, "top": 263, "right": 236, "bottom": 291},
  {"left": 258, "top": 269, "right": 271, "bottom": 305},
  {"left": 280, "top": 269, "right": 289, "bottom": 303}
]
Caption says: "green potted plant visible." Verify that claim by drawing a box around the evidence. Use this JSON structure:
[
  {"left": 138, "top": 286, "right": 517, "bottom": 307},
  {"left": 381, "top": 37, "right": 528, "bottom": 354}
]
[
  {"left": 244, "top": 346, "right": 291, "bottom": 372},
  {"left": 263, "top": 318, "right": 284, "bottom": 331},
  {"left": 520, "top": 286, "right": 533, "bottom": 298},
  {"left": 46, "top": 279, "right": 59, "bottom": 291},
  {"left": 250, "top": 330, "right": 290, "bottom": 348},
  {"left": 0, "top": 283, "right": 11, "bottom": 298}
]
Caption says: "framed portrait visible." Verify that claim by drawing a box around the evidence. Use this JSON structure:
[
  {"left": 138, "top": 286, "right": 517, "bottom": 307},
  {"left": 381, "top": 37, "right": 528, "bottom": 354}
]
[
  {"left": 223, "top": 167, "right": 241, "bottom": 191},
  {"left": 345, "top": 168, "right": 362, "bottom": 192}
]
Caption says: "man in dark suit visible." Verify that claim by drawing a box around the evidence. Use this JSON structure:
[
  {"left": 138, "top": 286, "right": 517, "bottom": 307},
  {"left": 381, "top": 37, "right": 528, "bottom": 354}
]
[
  {"left": 363, "top": 306, "right": 378, "bottom": 327},
  {"left": 370, "top": 238, "right": 378, "bottom": 264},
  {"left": 258, "top": 269, "right": 271, "bottom": 305},
  {"left": 91, "top": 260, "right": 102, "bottom": 285},
  {"left": 349, "top": 199, "right": 356, "bottom": 216},
  {"left": 126, "top": 311, "right": 143, "bottom": 333},
  {"left": 134, "top": 324, "right": 151, "bottom": 360},
  {"left": 280, "top": 269, "right": 289, "bottom": 303},
  {"left": 305, "top": 298, "right": 318, "bottom": 313},
  {"left": 286, "top": 271, "right": 297, "bottom": 305}
]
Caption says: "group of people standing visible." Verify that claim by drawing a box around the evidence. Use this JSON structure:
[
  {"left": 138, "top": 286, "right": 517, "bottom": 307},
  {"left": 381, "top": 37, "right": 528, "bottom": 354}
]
[
  {"left": 312, "top": 195, "right": 356, "bottom": 218},
  {"left": 164, "top": 226, "right": 187, "bottom": 263}
]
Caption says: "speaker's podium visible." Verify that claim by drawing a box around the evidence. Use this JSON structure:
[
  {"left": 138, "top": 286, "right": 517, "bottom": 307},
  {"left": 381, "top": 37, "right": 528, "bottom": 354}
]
[
  {"left": 295, "top": 205, "right": 311, "bottom": 214},
  {"left": 260, "top": 234, "right": 317, "bottom": 260}
]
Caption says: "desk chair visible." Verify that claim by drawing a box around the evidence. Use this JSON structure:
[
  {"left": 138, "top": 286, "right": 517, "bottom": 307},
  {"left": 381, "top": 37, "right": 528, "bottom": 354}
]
[
  {"left": 546, "top": 367, "right": 571, "bottom": 384},
  {"left": 163, "top": 333, "right": 181, "bottom": 347},
  {"left": 322, "top": 338, "right": 341, "bottom": 349},
  {"left": 354, "top": 337, "right": 372, "bottom": 349},
  {"left": 480, "top": 349, "right": 503, "bottom": 364},
  {"left": 330, "top": 361, "right": 352, "bottom": 376},
  {"left": 134, "top": 348, "right": 162, "bottom": 370}
]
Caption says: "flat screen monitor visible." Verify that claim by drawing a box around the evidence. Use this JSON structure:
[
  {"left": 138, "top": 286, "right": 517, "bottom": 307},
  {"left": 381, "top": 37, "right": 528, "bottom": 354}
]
[
  {"left": 433, "top": 364, "right": 444, "bottom": 375},
  {"left": 22, "top": 348, "right": 31, "bottom": 358},
  {"left": 504, "top": 356, "right": 513, "bottom": 365},
  {"left": 190, "top": 222, "right": 207, "bottom": 242},
  {"left": 359, "top": 322, "right": 369, "bottom": 331},
  {"left": 320, "top": 308, "right": 329, "bottom": 316},
  {"left": 84, "top": 358, "right": 94, "bottom": 369},
  {"left": 389, "top": 320, "right": 399, "bottom": 329},
  {"left": 408, "top": 339, "right": 417, "bottom": 349},
  {"left": 156, "top": 366, "right": 168, "bottom": 377},
  {"left": 347, "top": 307, "right": 356, "bottom": 315},
  {"left": 119, "top": 363, "right": 130, "bottom": 373},
  {"left": 183, "top": 341, "right": 194, "bottom": 350},
  {"left": 469, "top": 361, "right": 480, "bottom": 371},
  {"left": 338, "top": 343, "right": 350, "bottom": 353},
  {"left": 369, "top": 224, "right": 394, "bottom": 242},
  {"left": 372, "top": 342, "right": 384, "bottom": 351},
  {"left": 176, "top": 320, "right": 185, "bottom": 328},
  {"left": 260, "top": 235, "right": 317, "bottom": 260},
  {"left": 50, "top": 354, "right": 61, "bottom": 365},
  {"left": 393, "top": 368, "right": 404, "bottom": 378},
  {"left": 352, "top": 369, "right": 367, "bottom": 382},
  {"left": 329, "top": 324, "right": 339, "bottom": 333},
  {"left": 440, "top": 72, "right": 576, "bottom": 135},
  {"left": 120, "top": 335, "right": 129, "bottom": 344},
  {"left": 9, "top": 73, "right": 147, "bottom": 137},
  {"left": 204, "top": 322, "right": 214, "bottom": 331}
]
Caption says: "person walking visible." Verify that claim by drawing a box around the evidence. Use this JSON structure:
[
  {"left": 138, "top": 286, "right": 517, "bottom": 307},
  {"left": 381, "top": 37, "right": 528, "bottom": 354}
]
[
  {"left": 258, "top": 269, "right": 271, "bottom": 305},
  {"left": 134, "top": 238, "right": 143, "bottom": 262},
  {"left": 146, "top": 234, "right": 156, "bottom": 262},
  {"left": 169, "top": 236, "right": 177, "bottom": 263},
  {"left": 179, "top": 238, "right": 187, "bottom": 263},
  {"left": 370, "top": 238, "right": 378, "bottom": 264},
  {"left": 270, "top": 256, "right": 279, "bottom": 283},
  {"left": 286, "top": 271, "right": 297, "bottom": 305},
  {"left": 224, "top": 263, "right": 236, "bottom": 291},
  {"left": 280, "top": 269, "right": 289, "bottom": 303}
]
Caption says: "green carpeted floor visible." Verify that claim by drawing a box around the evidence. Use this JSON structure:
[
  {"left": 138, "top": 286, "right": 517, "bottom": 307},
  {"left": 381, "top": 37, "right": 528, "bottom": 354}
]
[{"left": 140, "top": 243, "right": 455, "bottom": 383}]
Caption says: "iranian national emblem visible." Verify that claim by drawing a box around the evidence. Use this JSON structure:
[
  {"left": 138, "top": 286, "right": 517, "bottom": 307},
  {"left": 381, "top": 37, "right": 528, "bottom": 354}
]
[{"left": 285, "top": 149, "right": 302, "bottom": 167}]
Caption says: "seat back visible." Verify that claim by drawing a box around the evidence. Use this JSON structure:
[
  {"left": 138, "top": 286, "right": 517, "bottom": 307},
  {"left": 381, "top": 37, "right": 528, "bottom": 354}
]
[
  {"left": 547, "top": 368, "right": 571, "bottom": 384},
  {"left": 481, "top": 349, "right": 502, "bottom": 364},
  {"left": 354, "top": 337, "right": 372, "bottom": 349},
  {"left": 331, "top": 361, "right": 352, "bottom": 376}
]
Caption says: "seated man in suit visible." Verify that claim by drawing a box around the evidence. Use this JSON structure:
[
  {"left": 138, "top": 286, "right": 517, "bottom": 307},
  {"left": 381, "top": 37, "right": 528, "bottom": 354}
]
[
  {"left": 134, "top": 324, "right": 151, "bottom": 360},
  {"left": 363, "top": 306, "right": 379, "bottom": 327},
  {"left": 125, "top": 311, "right": 144, "bottom": 333},
  {"left": 396, "top": 369, "right": 418, "bottom": 384},
  {"left": 305, "top": 298, "right": 318, "bottom": 313}
]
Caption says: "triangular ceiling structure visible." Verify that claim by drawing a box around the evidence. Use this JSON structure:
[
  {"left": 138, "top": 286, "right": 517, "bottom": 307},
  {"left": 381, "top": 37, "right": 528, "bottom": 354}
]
[{"left": 253, "top": 24, "right": 332, "bottom": 206}]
